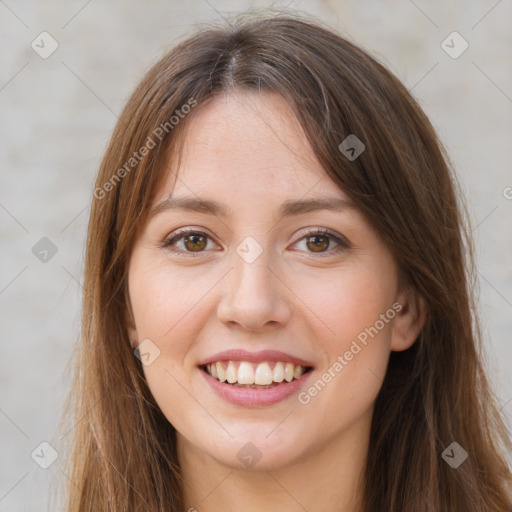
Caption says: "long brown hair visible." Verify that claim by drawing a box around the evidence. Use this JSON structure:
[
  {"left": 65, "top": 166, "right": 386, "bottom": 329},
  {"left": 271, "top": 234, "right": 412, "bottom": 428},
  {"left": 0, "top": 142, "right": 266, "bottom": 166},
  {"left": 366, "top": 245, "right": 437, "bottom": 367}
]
[{"left": 63, "top": 12, "right": 512, "bottom": 511}]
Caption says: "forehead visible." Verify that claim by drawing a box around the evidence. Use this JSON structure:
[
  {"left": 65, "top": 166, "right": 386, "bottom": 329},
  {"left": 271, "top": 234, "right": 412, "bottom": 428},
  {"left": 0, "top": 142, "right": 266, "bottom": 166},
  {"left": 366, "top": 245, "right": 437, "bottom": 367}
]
[{"left": 156, "top": 91, "right": 348, "bottom": 205}]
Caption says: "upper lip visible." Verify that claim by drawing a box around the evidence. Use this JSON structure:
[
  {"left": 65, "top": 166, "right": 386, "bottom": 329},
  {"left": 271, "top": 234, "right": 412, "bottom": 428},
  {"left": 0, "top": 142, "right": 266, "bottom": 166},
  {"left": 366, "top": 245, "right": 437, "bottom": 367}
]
[{"left": 198, "top": 349, "right": 314, "bottom": 368}]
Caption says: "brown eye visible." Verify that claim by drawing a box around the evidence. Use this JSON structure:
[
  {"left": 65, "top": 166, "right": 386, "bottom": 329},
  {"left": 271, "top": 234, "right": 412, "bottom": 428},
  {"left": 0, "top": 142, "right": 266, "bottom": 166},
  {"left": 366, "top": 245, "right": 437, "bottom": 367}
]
[
  {"left": 293, "top": 228, "right": 350, "bottom": 256},
  {"left": 164, "top": 229, "right": 215, "bottom": 257},
  {"left": 183, "top": 234, "right": 207, "bottom": 252},
  {"left": 306, "top": 234, "right": 330, "bottom": 252}
]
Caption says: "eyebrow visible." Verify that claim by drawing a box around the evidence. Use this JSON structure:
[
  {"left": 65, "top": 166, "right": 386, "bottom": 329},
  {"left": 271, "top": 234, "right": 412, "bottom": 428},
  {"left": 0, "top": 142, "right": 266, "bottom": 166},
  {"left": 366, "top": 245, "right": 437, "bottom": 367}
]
[{"left": 150, "top": 195, "right": 355, "bottom": 220}]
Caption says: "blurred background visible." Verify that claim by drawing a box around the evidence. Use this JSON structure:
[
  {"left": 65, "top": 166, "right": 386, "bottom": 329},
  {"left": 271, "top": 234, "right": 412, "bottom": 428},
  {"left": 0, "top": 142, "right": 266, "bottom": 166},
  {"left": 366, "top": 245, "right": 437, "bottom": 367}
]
[{"left": 1, "top": 0, "right": 511, "bottom": 509}]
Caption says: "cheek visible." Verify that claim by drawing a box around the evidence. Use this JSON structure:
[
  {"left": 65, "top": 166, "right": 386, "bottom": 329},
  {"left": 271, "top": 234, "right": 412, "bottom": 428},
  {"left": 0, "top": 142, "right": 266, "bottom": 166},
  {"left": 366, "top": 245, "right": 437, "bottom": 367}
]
[
  {"left": 292, "top": 261, "right": 397, "bottom": 348},
  {"left": 128, "top": 253, "right": 220, "bottom": 402},
  {"left": 128, "top": 256, "right": 208, "bottom": 431},
  {"left": 292, "top": 263, "right": 395, "bottom": 425},
  {"left": 129, "top": 255, "right": 212, "bottom": 343}
]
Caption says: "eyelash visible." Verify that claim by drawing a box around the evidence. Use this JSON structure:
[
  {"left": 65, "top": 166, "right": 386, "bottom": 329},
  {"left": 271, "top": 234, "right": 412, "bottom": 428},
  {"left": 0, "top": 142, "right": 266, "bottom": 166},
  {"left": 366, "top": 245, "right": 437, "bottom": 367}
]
[{"left": 162, "top": 227, "right": 350, "bottom": 258}]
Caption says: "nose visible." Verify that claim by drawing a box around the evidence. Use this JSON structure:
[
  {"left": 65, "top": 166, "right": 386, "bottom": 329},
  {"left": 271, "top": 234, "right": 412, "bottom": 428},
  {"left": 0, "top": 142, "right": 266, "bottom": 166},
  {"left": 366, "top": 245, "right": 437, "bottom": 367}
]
[{"left": 216, "top": 245, "right": 292, "bottom": 331}]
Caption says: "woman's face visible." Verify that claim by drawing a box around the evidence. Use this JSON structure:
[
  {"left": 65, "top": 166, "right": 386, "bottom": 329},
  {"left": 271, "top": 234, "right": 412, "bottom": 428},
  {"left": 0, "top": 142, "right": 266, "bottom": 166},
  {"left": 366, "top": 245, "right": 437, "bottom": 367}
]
[{"left": 127, "top": 91, "right": 419, "bottom": 471}]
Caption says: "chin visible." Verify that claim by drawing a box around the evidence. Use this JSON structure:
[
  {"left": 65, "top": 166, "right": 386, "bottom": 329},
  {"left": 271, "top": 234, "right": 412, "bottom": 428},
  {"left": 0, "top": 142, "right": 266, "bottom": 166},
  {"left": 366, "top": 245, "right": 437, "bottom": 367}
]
[{"left": 205, "top": 429, "right": 306, "bottom": 472}]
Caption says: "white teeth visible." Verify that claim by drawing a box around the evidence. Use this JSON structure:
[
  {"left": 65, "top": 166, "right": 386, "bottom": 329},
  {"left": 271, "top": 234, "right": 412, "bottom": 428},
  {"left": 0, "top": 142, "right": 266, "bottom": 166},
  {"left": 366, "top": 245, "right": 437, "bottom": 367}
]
[
  {"left": 254, "top": 362, "right": 273, "bottom": 385},
  {"left": 226, "top": 361, "right": 237, "bottom": 383},
  {"left": 284, "top": 363, "right": 295, "bottom": 382},
  {"left": 273, "top": 362, "right": 285, "bottom": 383},
  {"left": 205, "top": 360, "right": 308, "bottom": 385},
  {"left": 237, "top": 361, "right": 255, "bottom": 384},
  {"left": 216, "top": 361, "right": 226, "bottom": 382}
]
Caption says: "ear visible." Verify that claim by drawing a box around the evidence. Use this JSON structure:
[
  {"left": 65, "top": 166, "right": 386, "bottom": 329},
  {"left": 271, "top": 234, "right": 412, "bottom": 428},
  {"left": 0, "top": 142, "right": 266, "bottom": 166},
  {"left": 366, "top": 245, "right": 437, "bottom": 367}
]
[
  {"left": 125, "top": 297, "right": 140, "bottom": 349},
  {"left": 127, "top": 319, "right": 139, "bottom": 349},
  {"left": 390, "top": 287, "right": 427, "bottom": 352}
]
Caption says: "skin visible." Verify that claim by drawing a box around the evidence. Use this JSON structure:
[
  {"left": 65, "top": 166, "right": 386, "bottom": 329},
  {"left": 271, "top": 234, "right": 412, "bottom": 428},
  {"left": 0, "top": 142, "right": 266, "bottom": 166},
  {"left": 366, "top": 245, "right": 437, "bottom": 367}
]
[{"left": 127, "top": 91, "right": 426, "bottom": 512}]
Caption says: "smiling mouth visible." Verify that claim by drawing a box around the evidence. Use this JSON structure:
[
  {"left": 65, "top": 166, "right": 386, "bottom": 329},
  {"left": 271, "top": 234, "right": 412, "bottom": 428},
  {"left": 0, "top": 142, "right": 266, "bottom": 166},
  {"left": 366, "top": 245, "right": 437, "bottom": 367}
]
[{"left": 201, "top": 360, "right": 313, "bottom": 389}]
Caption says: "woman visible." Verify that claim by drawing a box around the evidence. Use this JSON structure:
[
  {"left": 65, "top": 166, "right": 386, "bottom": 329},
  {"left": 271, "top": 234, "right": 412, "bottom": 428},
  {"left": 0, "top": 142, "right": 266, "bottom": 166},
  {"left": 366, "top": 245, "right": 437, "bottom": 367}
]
[{"left": 63, "top": 13, "right": 512, "bottom": 512}]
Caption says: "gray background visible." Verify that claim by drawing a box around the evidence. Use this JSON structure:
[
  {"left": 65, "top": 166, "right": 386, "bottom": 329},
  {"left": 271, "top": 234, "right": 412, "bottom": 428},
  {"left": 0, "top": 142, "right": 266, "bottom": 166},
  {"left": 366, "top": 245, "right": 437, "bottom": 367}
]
[{"left": 1, "top": 0, "right": 511, "bottom": 510}]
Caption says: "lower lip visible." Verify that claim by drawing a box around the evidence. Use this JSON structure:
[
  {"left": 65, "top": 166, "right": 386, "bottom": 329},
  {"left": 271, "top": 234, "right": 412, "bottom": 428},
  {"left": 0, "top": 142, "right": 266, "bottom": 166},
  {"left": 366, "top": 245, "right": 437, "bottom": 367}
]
[{"left": 199, "top": 367, "right": 314, "bottom": 407}]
